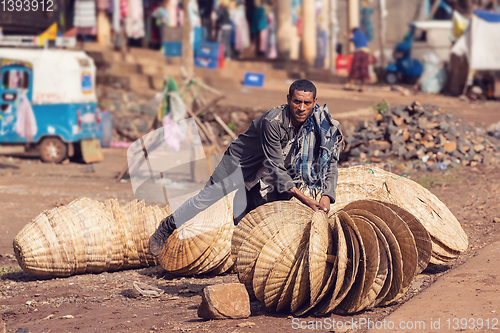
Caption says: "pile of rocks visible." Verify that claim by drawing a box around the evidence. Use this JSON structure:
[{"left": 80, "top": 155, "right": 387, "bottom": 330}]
[{"left": 343, "top": 101, "right": 500, "bottom": 169}]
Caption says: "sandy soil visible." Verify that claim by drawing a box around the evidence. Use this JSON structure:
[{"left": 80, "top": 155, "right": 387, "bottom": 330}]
[{"left": 1, "top": 82, "right": 500, "bottom": 333}]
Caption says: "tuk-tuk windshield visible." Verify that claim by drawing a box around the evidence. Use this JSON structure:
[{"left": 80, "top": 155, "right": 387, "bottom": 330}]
[{"left": 2, "top": 69, "right": 29, "bottom": 90}]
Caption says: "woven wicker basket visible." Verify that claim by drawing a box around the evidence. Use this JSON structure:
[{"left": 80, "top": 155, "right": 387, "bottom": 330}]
[
  {"left": 13, "top": 198, "right": 171, "bottom": 277},
  {"left": 157, "top": 191, "right": 236, "bottom": 276}
]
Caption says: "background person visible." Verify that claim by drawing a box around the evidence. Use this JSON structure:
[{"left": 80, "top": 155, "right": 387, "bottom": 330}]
[{"left": 345, "top": 28, "right": 371, "bottom": 92}]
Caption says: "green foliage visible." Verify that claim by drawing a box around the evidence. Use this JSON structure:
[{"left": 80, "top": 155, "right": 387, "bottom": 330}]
[
  {"left": 373, "top": 100, "right": 390, "bottom": 114},
  {"left": 0, "top": 266, "right": 21, "bottom": 276},
  {"left": 227, "top": 122, "right": 237, "bottom": 131}
]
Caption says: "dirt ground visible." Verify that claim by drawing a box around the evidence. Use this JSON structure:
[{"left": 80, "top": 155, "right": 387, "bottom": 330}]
[{"left": 1, "top": 82, "right": 500, "bottom": 333}]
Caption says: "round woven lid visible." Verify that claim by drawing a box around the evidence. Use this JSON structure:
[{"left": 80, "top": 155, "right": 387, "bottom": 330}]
[
  {"left": 263, "top": 221, "right": 310, "bottom": 310},
  {"left": 253, "top": 221, "right": 305, "bottom": 302},
  {"left": 344, "top": 200, "right": 418, "bottom": 301},
  {"left": 366, "top": 221, "right": 391, "bottom": 309},
  {"left": 378, "top": 201, "right": 432, "bottom": 273},
  {"left": 342, "top": 204, "right": 403, "bottom": 306},
  {"left": 276, "top": 241, "right": 308, "bottom": 313},
  {"left": 335, "top": 211, "right": 365, "bottom": 314},
  {"left": 314, "top": 214, "right": 348, "bottom": 316}
]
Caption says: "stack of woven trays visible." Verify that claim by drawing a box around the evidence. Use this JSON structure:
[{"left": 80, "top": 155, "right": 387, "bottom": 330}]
[
  {"left": 13, "top": 198, "right": 170, "bottom": 277},
  {"left": 232, "top": 199, "right": 431, "bottom": 315}
]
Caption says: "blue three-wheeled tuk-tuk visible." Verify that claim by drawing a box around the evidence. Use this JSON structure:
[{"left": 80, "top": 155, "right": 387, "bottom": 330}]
[{"left": 0, "top": 48, "right": 102, "bottom": 163}]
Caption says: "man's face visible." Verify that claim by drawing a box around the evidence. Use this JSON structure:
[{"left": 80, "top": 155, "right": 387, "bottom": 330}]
[{"left": 287, "top": 90, "right": 317, "bottom": 127}]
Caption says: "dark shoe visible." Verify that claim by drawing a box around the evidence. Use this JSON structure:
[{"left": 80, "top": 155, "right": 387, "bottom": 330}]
[{"left": 149, "top": 215, "right": 177, "bottom": 257}]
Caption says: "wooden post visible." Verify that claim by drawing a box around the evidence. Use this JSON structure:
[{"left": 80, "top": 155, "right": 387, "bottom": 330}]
[
  {"left": 347, "top": 0, "right": 360, "bottom": 53},
  {"left": 181, "top": 0, "right": 194, "bottom": 78},
  {"left": 276, "top": 0, "right": 293, "bottom": 59},
  {"left": 377, "top": 0, "right": 387, "bottom": 69},
  {"left": 97, "top": 9, "right": 111, "bottom": 46},
  {"left": 302, "top": 0, "right": 317, "bottom": 65},
  {"left": 329, "top": 0, "right": 339, "bottom": 72},
  {"left": 320, "top": 0, "right": 330, "bottom": 69},
  {"left": 427, "top": 0, "right": 441, "bottom": 20}
]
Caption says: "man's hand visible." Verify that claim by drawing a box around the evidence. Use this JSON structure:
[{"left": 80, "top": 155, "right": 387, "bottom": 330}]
[
  {"left": 290, "top": 187, "right": 330, "bottom": 213},
  {"left": 319, "top": 196, "right": 331, "bottom": 213}
]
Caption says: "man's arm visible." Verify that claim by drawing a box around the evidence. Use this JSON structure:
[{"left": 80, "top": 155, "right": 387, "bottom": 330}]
[{"left": 260, "top": 118, "right": 325, "bottom": 211}]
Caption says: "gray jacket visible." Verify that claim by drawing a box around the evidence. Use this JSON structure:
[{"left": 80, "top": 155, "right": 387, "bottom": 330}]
[{"left": 226, "top": 104, "right": 340, "bottom": 202}]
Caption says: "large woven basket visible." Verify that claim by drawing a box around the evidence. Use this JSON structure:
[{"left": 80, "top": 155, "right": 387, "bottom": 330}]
[
  {"left": 157, "top": 191, "right": 236, "bottom": 276},
  {"left": 332, "top": 166, "right": 468, "bottom": 264},
  {"left": 13, "top": 198, "right": 170, "bottom": 277}
]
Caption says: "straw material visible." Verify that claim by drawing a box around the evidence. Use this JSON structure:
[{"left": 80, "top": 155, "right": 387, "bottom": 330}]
[
  {"left": 379, "top": 201, "right": 432, "bottom": 274},
  {"left": 364, "top": 222, "right": 391, "bottom": 309},
  {"left": 229, "top": 166, "right": 468, "bottom": 315},
  {"left": 264, "top": 223, "right": 310, "bottom": 309},
  {"left": 333, "top": 166, "right": 468, "bottom": 265},
  {"left": 349, "top": 215, "right": 380, "bottom": 312},
  {"left": 335, "top": 212, "right": 368, "bottom": 314},
  {"left": 159, "top": 191, "right": 236, "bottom": 276},
  {"left": 276, "top": 241, "right": 308, "bottom": 312},
  {"left": 346, "top": 207, "right": 403, "bottom": 306},
  {"left": 13, "top": 198, "right": 170, "bottom": 277},
  {"left": 313, "top": 214, "right": 348, "bottom": 316}
]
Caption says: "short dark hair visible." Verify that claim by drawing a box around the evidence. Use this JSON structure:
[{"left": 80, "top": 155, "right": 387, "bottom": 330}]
[{"left": 288, "top": 79, "right": 317, "bottom": 99}]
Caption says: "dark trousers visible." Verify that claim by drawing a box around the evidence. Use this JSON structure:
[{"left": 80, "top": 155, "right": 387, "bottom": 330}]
[{"left": 171, "top": 153, "right": 291, "bottom": 227}]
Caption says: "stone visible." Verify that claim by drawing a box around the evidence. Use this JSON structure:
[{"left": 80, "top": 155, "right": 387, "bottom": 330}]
[
  {"left": 423, "top": 133, "right": 434, "bottom": 142},
  {"left": 403, "top": 129, "right": 410, "bottom": 141},
  {"left": 368, "top": 140, "right": 391, "bottom": 151},
  {"left": 198, "top": 283, "right": 251, "bottom": 320},
  {"left": 423, "top": 141, "right": 436, "bottom": 149},
  {"left": 392, "top": 115, "right": 405, "bottom": 127},
  {"left": 493, "top": 217, "right": 500, "bottom": 223},
  {"left": 474, "top": 144, "right": 485, "bottom": 153},
  {"left": 444, "top": 141, "right": 457, "bottom": 153}
]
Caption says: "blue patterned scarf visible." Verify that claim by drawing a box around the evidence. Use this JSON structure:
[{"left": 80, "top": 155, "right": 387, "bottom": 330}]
[{"left": 290, "top": 104, "right": 343, "bottom": 198}]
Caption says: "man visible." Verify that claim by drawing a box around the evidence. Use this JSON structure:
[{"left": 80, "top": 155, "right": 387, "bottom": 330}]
[{"left": 149, "top": 79, "right": 343, "bottom": 256}]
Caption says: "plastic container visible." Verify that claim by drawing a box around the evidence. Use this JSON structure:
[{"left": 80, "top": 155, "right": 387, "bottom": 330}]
[
  {"left": 243, "top": 72, "right": 265, "bottom": 87},
  {"left": 195, "top": 41, "right": 222, "bottom": 58},
  {"left": 163, "top": 41, "right": 182, "bottom": 57},
  {"left": 335, "top": 54, "right": 353, "bottom": 76}
]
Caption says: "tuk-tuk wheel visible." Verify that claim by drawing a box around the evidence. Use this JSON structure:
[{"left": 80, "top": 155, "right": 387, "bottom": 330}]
[
  {"left": 385, "top": 72, "right": 398, "bottom": 85},
  {"left": 39, "top": 137, "right": 68, "bottom": 164}
]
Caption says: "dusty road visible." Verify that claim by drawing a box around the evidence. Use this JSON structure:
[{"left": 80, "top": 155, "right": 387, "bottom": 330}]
[{"left": 1, "top": 82, "right": 500, "bottom": 333}]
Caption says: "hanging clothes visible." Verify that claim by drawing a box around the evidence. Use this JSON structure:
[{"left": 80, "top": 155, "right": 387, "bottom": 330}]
[
  {"left": 97, "top": 0, "right": 109, "bottom": 10},
  {"left": 229, "top": 4, "right": 250, "bottom": 51},
  {"left": 259, "top": 27, "right": 268, "bottom": 53},
  {"left": 74, "top": 0, "right": 97, "bottom": 28},
  {"left": 291, "top": 0, "right": 302, "bottom": 25},
  {"left": 315, "top": 29, "right": 327, "bottom": 68},
  {"left": 168, "top": 0, "right": 178, "bottom": 26},
  {"left": 360, "top": 6, "right": 374, "bottom": 42},
  {"left": 251, "top": 6, "right": 267, "bottom": 34},
  {"left": 126, "top": 0, "right": 145, "bottom": 38},
  {"left": 216, "top": 4, "right": 232, "bottom": 57},
  {"left": 15, "top": 91, "right": 37, "bottom": 143},
  {"left": 266, "top": 11, "right": 277, "bottom": 59}
]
